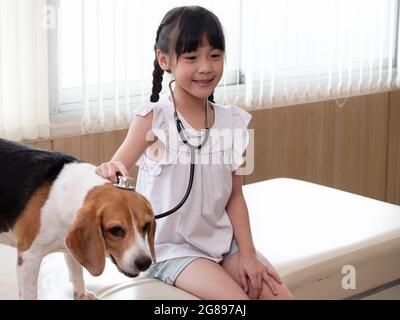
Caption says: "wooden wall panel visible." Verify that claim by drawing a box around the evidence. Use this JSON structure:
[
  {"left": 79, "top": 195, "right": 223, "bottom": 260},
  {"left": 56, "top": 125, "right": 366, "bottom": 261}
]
[
  {"left": 27, "top": 140, "right": 53, "bottom": 151},
  {"left": 245, "top": 92, "right": 389, "bottom": 202},
  {"left": 387, "top": 90, "right": 400, "bottom": 205},
  {"left": 52, "top": 130, "right": 127, "bottom": 165},
  {"left": 331, "top": 93, "right": 389, "bottom": 200}
]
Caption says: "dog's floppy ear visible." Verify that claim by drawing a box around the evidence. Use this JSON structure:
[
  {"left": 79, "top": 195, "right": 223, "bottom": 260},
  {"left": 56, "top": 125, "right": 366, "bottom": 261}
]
[
  {"left": 148, "top": 216, "right": 157, "bottom": 263},
  {"left": 143, "top": 198, "right": 157, "bottom": 263},
  {"left": 65, "top": 204, "right": 106, "bottom": 276}
]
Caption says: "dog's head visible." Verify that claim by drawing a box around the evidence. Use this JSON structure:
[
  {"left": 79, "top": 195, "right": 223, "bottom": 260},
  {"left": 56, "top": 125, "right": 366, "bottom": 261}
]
[{"left": 65, "top": 184, "right": 156, "bottom": 277}]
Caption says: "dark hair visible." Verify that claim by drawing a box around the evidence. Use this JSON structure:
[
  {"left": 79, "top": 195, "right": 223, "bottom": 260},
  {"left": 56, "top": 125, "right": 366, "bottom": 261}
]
[{"left": 150, "top": 6, "right": 225, "bottom": 103}]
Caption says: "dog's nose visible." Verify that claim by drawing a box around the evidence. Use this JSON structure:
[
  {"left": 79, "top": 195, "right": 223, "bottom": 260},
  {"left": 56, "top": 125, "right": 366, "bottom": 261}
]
[{"left": 134, "top": 256, "right": 152, "bottom": 271}]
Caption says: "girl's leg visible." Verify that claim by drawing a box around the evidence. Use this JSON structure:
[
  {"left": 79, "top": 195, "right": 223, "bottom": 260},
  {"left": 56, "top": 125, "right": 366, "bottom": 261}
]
[
  {"left": 174, "top": 257, "right": 249, "bottom": 300},
  {"left": 220, "top": 252, "right": 295, "bottom": 300}
]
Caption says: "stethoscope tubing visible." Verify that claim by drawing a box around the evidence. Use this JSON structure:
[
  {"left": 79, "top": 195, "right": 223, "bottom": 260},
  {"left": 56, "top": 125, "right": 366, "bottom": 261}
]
[{"left": 153, "top": 80, "right": 210, "bottom": 219}]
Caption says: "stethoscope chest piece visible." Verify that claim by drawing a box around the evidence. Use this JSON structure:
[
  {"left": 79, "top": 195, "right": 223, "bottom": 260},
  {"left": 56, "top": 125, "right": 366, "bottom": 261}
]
[{"left": 113, "top": 176, "right": 136, "bottom": 191}]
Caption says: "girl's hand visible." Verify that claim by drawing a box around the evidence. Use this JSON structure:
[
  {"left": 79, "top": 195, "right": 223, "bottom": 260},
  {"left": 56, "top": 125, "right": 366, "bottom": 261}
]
[
  {"left": 238, "top": 252, "right": 283, "bottom": 300},
  {"left": 95, "top": 160, "right": 129, "bottom": 183}
]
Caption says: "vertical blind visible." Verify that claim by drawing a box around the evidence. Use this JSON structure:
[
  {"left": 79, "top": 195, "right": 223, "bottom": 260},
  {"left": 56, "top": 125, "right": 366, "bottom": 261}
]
[{"left": 241, "top": 0, "right": 399, "bottom": 108}]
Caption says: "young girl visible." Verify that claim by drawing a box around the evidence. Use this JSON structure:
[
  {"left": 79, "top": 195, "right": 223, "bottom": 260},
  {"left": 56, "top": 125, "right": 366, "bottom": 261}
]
[{"left": 96, "top": 6, "right": 294, "bottom": 300}]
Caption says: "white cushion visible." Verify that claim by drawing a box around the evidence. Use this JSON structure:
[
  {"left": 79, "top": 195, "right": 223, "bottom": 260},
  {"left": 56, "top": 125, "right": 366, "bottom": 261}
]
[
  {"left": 1, "top": 178, "right": 399, "bottom": 299},
  {"left": 246, "top": 178, "right": 400, "bottom": 299}
]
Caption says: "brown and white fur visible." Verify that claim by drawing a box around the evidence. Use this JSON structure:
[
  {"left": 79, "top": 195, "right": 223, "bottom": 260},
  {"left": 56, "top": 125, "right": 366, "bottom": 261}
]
[{"left": 0, "top": 139, "right": 156, "bottom": 300}]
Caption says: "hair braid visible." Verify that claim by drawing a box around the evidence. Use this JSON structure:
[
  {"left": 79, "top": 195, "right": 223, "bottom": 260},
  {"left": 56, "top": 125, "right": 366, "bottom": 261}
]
[
  {"left": 150, "top": 24, "right": 166, "bottom": 103},
  {"left": 150, "top": 58, "right": 164, "bottom": 102}
]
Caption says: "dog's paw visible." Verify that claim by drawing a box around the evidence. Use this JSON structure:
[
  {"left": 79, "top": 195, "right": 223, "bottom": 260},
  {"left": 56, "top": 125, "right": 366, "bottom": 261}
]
[{"left": 73, "top": 290, "right": 98, "bottom": 300}]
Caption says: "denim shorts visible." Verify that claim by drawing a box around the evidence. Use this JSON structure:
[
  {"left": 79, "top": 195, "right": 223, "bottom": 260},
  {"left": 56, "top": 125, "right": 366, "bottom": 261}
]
[{"left": 147, "top": 238, "right": 239, "bottom": 286}]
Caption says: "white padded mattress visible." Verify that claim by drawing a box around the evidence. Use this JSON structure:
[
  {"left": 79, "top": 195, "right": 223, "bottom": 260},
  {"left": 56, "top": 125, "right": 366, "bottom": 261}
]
[
  {"left": 0, "top": 178, "right": 399, "bottom": 299},
  {"left": 245, "top": 178, "right": 400, "bottom": 299}
]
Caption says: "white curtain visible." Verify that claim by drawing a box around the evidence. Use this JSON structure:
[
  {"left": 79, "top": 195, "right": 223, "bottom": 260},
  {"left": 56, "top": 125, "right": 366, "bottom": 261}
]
[
  {"left": 0, "top": 0, "right": 50, "bottom": 141},
  {"left": 241, "top": 0, "right": 399, "bottom": 109}
]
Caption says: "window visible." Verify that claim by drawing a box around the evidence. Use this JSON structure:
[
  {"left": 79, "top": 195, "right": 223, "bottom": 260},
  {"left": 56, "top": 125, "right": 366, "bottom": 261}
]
[
  {"left": 49, "top": 0, "right": 399, "bottom": 116},
  {"left": 240, "top": 0, "right": 398, "bottom": 107},
  {"left": 50, "top": 0, "right": 241, "bottom": 114}
]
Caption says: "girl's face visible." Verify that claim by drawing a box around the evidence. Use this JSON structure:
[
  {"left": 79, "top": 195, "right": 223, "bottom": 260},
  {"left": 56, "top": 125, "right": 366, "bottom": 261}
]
[{"left": 158, "top": 37, "right": 224, "bottom": 100}]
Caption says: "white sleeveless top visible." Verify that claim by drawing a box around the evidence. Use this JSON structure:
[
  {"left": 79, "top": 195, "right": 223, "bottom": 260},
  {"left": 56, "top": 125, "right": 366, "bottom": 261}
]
[{"left": 133, "top": 95, "right": 252, "bottom": 263}]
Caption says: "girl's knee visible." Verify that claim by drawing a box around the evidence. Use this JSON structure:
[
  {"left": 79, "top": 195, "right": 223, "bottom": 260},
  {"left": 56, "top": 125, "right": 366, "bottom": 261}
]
[
  {"left": 276, "top": 290, "right": 295, "bottom": 300},
  {"left": 227, "top": 290, "right": 250, "bottom": 300}
]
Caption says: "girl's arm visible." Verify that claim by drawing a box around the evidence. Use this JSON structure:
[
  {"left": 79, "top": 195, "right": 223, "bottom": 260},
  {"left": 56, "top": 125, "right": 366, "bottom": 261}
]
[
  {"left": 96, "top": 112, "right": 155, "bottom": 182},
  {"left": 225, "top": 173, "right": 256, "bottom": 257},
  {"left": 226, "top": 172, "right": 282, "bottom": 299}
]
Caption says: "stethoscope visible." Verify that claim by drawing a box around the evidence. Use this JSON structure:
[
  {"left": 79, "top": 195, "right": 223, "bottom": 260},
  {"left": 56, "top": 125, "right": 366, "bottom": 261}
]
[{"left": 114, "top": 79, "right": 211, "bottom": 220}]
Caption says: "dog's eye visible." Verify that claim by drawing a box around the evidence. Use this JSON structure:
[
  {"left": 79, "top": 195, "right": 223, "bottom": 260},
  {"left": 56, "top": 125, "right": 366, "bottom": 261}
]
[
  {"left": 142, "top": 222, "right": 151, "bottom": 233},
  {"left": 108, "top": 226, "right": 125, "bottom": 237}
]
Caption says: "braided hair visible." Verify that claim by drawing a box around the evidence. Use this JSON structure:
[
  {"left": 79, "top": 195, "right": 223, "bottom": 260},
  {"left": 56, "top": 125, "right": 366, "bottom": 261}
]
[
  {"left": 150, "top": 6, "right": 225, "bottom": 103},
  {"left": 150, "top": 25, "right": 165, "bottom": 103}
]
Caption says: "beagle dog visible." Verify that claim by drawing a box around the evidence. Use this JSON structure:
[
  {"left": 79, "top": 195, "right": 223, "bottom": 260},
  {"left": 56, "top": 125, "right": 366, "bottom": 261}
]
[{"left": 0, "top": 138, "right": 156, "bottom": 300}]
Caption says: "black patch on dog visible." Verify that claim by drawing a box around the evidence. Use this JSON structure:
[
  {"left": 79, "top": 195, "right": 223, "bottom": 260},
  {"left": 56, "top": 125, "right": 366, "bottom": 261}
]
[{"left": 0, "top": 138, "right": 81, "bottom": 232}]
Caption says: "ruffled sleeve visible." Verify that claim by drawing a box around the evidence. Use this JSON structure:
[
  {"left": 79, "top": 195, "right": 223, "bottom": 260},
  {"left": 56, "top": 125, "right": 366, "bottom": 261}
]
[
  {"left": 229, "top": 106, "right": 252, "bottom": 172},
  {"left": 132, "top": 102, "right": 172, "bottom": 170},
  {"left": 132, "top": 102, "right": 167, "bottom": 138}
]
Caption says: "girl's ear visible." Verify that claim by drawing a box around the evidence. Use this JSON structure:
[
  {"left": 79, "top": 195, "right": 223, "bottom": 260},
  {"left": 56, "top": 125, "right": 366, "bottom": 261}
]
[{"left": 156, "top": 49, "right": 170, "bottom": 71}]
